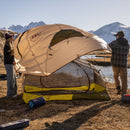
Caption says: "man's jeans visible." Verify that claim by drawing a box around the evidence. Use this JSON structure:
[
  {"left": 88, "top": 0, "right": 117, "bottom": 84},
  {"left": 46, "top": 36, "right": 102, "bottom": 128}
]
[
  {"left": 112, "top": 66, "right": 128, "bottom": 95},
  {"left": 5, "top": 64, "right": 17, "bottom": 97}
]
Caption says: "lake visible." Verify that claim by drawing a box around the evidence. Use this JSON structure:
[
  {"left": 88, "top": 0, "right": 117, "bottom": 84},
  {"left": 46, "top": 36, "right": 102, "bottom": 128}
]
[
  {"left": 81, "top": 55, "right": 130, "bottom": 89},
  {"left": 95, "top": 65, "right": 130, "bottom": 89}
]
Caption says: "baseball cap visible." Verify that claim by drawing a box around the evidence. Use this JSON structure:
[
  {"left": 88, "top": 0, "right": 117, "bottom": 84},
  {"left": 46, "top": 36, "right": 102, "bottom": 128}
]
[
  {"left": 5, "top": 33, "right": 13, "bottom": 40},
  {"left": 114, "top": 31, "right": 125, "bottom": 37}
]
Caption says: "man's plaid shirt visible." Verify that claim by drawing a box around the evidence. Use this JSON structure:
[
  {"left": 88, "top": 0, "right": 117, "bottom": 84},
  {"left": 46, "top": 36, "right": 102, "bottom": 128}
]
[{"left": 109, "top": 37, "right": 129, "bottom": 67}]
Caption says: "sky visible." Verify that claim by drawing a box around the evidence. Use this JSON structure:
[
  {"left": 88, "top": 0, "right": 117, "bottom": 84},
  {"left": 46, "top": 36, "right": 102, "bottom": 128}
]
[{"left": 0, "top": 0, "right": 130, "bottom": 31}]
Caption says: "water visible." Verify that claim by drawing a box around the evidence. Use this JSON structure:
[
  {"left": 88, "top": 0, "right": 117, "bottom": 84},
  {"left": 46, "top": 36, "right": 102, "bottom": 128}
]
[
  {"left": 95, "top": 65, "right": 130, "bottom": 89},
  {"left": 81, "top": 55, "right": 130, "bottom": 89}
]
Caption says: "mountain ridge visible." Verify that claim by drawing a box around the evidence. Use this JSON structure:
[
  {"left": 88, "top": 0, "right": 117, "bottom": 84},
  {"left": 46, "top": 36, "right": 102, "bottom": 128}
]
[
  {"left": 1, "top": 21, "right": 130, "bottom": 43},
  {"left": 91, "top": 22, "right": 130, "bottom": 43},
  {"left": 0, "top": 21, "right": 46, "bottom": 33}
]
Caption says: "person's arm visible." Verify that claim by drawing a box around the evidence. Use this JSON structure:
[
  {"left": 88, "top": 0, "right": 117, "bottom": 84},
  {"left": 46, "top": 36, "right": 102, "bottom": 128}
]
[{"left": 109, "top": 41, "right": 116, "bottom": 49}]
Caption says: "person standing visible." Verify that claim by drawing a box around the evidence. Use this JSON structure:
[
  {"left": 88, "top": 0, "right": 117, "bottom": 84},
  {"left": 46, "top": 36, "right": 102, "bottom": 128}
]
[
  {"left": 4, "top": 33, "right": 17, "bottom": 98},
  {"left": 109, "top": 31, "right": 129, "bottom": 95}
]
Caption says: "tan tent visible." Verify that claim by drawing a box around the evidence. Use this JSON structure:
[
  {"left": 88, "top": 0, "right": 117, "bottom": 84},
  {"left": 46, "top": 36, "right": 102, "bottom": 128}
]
[
  {"left": 23, "top": 58, "right": 110, "bottom": 103},
  {"left": 14, "top": 24, "right": 111, "bottom": 76},
  {"left": 13, "top": 24, "right": 111, "bottom": 102}
]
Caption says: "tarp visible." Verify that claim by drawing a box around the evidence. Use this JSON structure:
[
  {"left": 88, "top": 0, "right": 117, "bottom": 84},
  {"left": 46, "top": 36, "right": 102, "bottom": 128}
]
[{"left": 14, "top": 24, "right": 111, "bottom": 76}]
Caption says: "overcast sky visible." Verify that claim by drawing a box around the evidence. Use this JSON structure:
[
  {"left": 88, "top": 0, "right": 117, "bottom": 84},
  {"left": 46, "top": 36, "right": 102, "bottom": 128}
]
[{"left": 0, "top": 0, "right": 130, "bottom": 31}]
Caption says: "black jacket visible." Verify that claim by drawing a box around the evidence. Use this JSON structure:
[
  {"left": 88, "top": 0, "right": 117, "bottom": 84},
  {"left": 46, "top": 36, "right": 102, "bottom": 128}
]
[
  {"left": 109, "top": 37, "right": 129, "bottom": 67},
  {"left": 4, "top": 41, "right": 14, "bottom": 65}
]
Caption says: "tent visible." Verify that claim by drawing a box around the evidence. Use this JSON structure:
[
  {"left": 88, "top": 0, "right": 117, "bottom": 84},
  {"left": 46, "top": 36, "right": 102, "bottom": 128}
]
[
  {"left": 23, "top": 58, "right": 110, "bottom": 103},
  {"left": 14, "top": 24, "right": 111, "bottom": 76},
  {"left": 13, "top": 24, "right": 111, "bottom": 103}
]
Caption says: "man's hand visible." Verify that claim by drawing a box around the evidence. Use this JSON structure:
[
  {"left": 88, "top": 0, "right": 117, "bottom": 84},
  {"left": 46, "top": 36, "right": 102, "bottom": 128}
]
[{"left": 13, "top": 62, "right": 16, "bottom": 65}]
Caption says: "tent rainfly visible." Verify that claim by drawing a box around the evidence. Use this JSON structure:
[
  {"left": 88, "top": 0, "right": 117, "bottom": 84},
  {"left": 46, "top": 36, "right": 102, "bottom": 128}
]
[
  {"left": 14, "top": 24, "right": 111, "bottom": 76},
  {"left": 13, "top": 24, "right": 111, "bottom": 102}
]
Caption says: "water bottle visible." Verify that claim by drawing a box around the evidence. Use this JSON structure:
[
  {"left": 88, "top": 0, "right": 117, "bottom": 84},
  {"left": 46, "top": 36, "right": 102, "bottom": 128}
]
[{"left": 29, "top": 97, "right": 46, "bottom": 109}]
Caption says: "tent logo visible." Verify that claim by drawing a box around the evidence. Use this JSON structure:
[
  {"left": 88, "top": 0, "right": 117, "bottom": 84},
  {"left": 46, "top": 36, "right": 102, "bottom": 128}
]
[{"left": 30, "top": 32, "right": 41, "bottom": 42}]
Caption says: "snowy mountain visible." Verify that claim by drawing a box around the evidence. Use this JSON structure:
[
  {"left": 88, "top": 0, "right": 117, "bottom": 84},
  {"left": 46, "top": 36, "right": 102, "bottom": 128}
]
[
  {"left": 91, "top": 22, "right": 130, "bottom": 43},
  {"left": 1, "top": 21, "right": 130, "bottom": 44},
  {"left": 0, "top": 21, "right": 46, "bottom": 33}
]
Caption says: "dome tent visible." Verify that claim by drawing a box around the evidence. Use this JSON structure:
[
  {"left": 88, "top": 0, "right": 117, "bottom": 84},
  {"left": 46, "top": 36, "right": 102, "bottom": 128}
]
[
  {"left": 14, "top": 24, "right": 111, "bottom": 76},
  {"left": 23, "top": 58, "right": 110, "bottom": 103},
  {"left": 13, "top": 24, "right": 111, "bottom": 103}
]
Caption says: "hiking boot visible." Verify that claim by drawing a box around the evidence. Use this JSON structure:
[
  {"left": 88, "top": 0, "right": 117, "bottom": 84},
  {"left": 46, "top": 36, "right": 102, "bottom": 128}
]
[{"left": 116, "top": 86, "right": 121, "bottom": 94}]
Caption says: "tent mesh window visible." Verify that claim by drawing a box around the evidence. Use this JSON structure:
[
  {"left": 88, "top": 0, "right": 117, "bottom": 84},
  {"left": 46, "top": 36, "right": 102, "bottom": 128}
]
[{"left": 23, "top": 59, "right": 109, "bottom": 98}]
